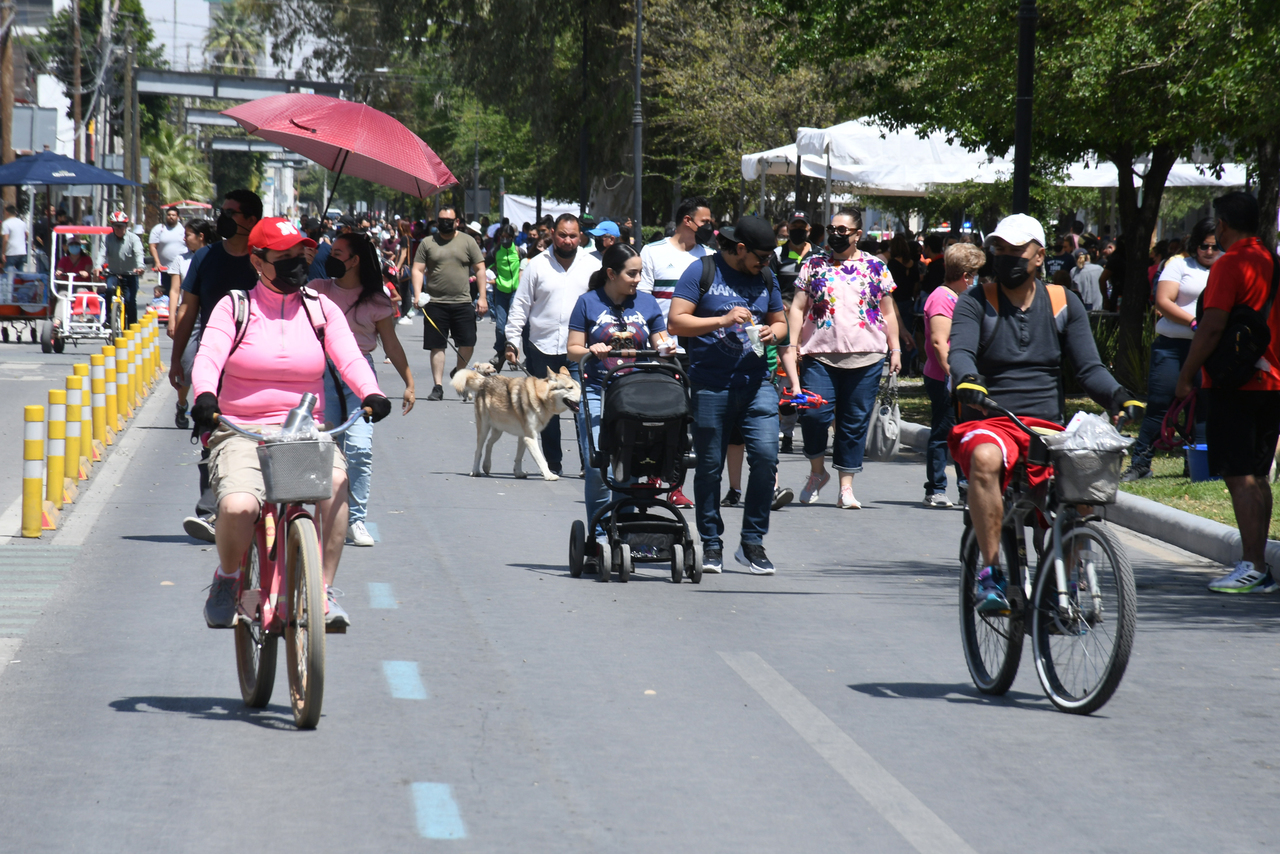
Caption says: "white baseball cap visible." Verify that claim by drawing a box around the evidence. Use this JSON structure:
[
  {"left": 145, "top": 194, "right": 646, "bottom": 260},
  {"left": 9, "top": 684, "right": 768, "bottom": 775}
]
[{"left": 989, "top": 213, "right": 1046, "bottom": 248}]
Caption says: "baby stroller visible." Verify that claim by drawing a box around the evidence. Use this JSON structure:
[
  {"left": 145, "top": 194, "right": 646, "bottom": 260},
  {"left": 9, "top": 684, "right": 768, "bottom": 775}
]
[{"left": 568, "top": 351, "right": 703, "bottom": 584}]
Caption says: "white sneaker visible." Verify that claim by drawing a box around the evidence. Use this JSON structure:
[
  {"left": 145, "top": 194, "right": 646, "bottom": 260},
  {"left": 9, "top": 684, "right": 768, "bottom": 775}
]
[
  {"left": 923, "top": 492, "right": 953, "bottom": 508},
  {"left": 835, "top": 486, "right": 861, "bottom": 509},
  {"left": 348, "top": 520, "right": 375, "bottom": 547},
  {"left": 799, "top": 471, "right": 830, "bottom": 504},
  {"left": 1208, "top": 560, "right": 1279, "bottom": 593},
  {"left": 397, "top": 315, "right": 414, "bottom": 326}
]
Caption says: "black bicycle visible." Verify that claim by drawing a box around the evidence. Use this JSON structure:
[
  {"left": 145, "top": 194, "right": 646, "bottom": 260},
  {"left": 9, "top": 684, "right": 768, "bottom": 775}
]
[{"left": 958, "top": 399, "right": 1137, "bottom": 715}]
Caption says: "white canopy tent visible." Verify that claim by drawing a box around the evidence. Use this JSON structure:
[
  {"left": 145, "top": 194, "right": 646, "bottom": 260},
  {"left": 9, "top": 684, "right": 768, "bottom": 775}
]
[{"left": 501, "top": 193, "right": 578, "bottom": 227}]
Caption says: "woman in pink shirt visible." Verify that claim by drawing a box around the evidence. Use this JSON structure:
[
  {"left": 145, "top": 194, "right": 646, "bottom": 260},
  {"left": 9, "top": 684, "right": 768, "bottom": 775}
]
[
  {"left": 921, "top": 242, "right": 986, "bottom": 508},
  {"left": 786, "top": 209, "right": 900, "bottom": 509},
  {"left": 190, "top": 218, "right": 390, "bottom": 631}
]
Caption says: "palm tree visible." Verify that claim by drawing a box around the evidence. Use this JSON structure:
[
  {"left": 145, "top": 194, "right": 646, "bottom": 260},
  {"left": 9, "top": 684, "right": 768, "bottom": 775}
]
[
  {"left": 203, "top": 1, "right": 265, "bottom": 75},
  {"left": 146, "top": 124, "right": 214, "bottom": 203}
]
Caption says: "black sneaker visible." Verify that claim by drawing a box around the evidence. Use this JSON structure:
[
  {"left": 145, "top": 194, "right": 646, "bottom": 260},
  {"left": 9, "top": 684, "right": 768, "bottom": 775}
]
[
  {"left": 780, "top": 435, "right": 793, "bottom": 454},
  {"left": 204, "top": 571, "right": 239, "bottom": 628},
  {"left": 771, "top": 487, "right": 794, "bottom": 510},
  {"left": 702, "top": 547, "right": 723, "bottom": 573},
  {"left": 427, "top": 384, "right": 444, "bottom": 401},
  {"left": 183, "top": 514, "right": 216, "bottom": 543},
  {"left": 175, "top": 401, "right": 190, "bottom": 430},
  {"left": 721, "top": 487, "right": 741, "bottom": 507},
  {"left": 1119, "top": 466, "right": 1152, "bottom": 483},
  {"left": 734, "top": 543, "right": 775, "bottom": 575}
]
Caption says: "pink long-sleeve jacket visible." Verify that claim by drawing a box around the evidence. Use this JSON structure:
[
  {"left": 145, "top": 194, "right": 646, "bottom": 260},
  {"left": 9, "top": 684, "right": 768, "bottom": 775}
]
[{"left": 192, "top": 282, "right": 382, "bottom": 426}]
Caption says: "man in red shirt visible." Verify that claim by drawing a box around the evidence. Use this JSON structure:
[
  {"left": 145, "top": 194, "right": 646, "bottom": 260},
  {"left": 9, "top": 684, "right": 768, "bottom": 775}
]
[{"left": 1176, "top": 191, "right": 1280, "bottom": 593}]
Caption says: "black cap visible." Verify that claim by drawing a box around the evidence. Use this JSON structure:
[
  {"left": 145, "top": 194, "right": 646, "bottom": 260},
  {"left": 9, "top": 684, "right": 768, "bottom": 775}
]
[
  {"left": 301, "top": 216, "right": 322, "bottom": 232},
  {"left": 788, "top": 210, "right": 809, "bottom": 225},
  {"left": 718, "top": 215, "right": 776, "bottom": 253},
  {"left": 339, "top": 214, "right": 357, "bottom": 228}
]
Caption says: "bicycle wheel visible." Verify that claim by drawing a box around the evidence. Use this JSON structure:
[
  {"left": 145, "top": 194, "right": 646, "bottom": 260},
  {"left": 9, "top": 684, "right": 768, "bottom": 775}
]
[
  {"left": 234, "top": 538, "right": 278, "bottom": 708},
  {"left": 959, "top": 523, "right": 1025, "bottom": 695},
  {"left": 1032, "top": 521, "right": 1136, "bottom": 714},
  {"left": 285, "top": 516, "right": 326, "bottom": 729},
  {"left": 109, "top": 295, "right": 125, "bottom": 340}
]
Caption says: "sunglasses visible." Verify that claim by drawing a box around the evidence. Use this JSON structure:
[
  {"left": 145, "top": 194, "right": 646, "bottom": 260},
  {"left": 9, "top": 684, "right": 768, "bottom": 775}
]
[
  {"left": 750, "top": 249, "right": 773, "bottom": 264},
  {"left": 1198, "top": 242, "right": 1220, "bottom": 252},
  {"left": 829, "top": 226, "right": 861, "bottom": 237}
]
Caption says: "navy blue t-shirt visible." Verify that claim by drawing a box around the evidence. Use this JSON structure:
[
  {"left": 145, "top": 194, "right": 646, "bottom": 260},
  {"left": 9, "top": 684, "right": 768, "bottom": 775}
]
[
  {"left": 569, "top": 289, "right": 666, "bottom": 389},
  {"left": 181, "top": 242, "right": 258, "bottom": 326},
  {"left": 672, "top": 255, "right": 784, "bottom": 389},
  {"left": 307, "top": 241, "right": 332, "bottom": 282}
]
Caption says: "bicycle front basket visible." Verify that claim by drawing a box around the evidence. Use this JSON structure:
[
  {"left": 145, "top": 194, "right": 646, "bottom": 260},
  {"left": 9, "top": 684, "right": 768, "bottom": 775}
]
[
  {"left": 257, "top": 439, "right": 335, "bottom": 503},
  {"left": 1050, "top": 447, "right": 1125, "bottom": 505}
]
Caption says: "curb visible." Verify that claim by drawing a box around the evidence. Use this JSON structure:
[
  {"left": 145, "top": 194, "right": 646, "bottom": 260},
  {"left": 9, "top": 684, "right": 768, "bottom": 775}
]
[{"left": 896, "top": 417, "right": 1268, "bottom": 568}]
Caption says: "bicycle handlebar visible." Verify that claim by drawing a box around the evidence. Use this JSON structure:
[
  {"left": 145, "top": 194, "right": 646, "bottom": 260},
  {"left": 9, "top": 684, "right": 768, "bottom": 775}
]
[{"left": 217, "top": 403, "right": 367, "bottom": 441}]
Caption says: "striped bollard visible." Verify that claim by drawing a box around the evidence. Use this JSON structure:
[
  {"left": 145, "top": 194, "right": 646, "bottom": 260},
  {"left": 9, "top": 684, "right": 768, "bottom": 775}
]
[
  {"left": 73, "top": 364, "right": 94, "bottom": 469},
  {"left": 23, "top": 405, "right": 44, "bottom": 537},
  {"left": 66, "top": 375, "right": 87, "bottom": 481},
  {"left": 129, "top": 324, "right": 144, "bottom": 402},
  {"left": 114, "top": 337, "right": 132, "bottom": 421},
  {"left": 103, "top": 345, "right": 119, "bottom": 441},
  {"left": 90, "top": 355, "right": 107, "bottom": 456},
  {"left": 147, "top": 316, "right": 157, "bottom": 384},
  {"left": 46, "top": 389, "right": 66, "bottom": 509}
]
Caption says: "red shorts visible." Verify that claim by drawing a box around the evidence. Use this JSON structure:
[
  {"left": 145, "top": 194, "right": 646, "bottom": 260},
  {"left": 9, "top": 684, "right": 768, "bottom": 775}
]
[{"left": 948, "top": 416, "right": 1063, "bottom": 491}]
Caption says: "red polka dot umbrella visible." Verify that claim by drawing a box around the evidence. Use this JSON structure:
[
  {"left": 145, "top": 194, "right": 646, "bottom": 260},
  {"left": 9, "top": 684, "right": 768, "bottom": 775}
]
[{"left": 222, "top": 94, "right": 458, "bottom": 204}]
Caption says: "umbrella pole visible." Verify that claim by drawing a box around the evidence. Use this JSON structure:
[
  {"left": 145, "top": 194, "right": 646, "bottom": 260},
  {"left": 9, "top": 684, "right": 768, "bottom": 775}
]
[{"left": 322, "top": 151, "right": 350, "bottom": 217}]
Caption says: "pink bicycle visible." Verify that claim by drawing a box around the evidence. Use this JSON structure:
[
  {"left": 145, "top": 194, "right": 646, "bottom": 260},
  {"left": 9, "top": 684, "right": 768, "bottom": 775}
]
[{"left": 220, "top": 393, "right": 363, "bottom": 729}]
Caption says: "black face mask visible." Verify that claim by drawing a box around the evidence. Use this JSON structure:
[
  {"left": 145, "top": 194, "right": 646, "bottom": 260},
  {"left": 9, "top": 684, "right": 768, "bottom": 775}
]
[
  {"left": 789, "top": 227, "right": 808, "bottom": 245},
  {"left": 437, "top": 219, "right": 455, "bottom": 235},
  {"left": 993, "top": 254, "right": 1035, "bottom": 289},
  {"left": 216, "top": 211, "right": 239, "bottom": 239},
  {"left": 324, "top": 254, "right": 349, "bottom": 279},
  {"left": 502, "top": 238, "right": 514, "bottom": 248},
  {"left": 694, "top": 223, "right": 715, "bottom": 245},
  {"left": 826, "top": 232, "right": 852, "bottom": 254},
  {"left": 268, "top": 254, "right": 311, "bottom": 293}
]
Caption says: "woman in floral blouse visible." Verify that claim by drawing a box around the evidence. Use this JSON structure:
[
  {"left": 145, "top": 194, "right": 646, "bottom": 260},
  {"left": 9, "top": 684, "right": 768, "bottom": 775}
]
[{"left": 786, "top": 209, "right": 901, "bottom": 509}]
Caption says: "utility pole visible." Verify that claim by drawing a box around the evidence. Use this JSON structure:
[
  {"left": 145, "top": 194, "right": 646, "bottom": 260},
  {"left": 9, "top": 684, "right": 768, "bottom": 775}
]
[
  {"left": 1011, "top": 0, "right": 1037, "bottom": 214},
  {"left": 1, "top": 0, "right": 15, "bottom": 209},
  {"left": 131, "top": 44, "right": 140, "bottom": 224},
  {"left": 71, "top": 0, "right": 83, "bottom": 162},
  {"left": 578, "top": 1, "right": 588, "bottom": 218},
  {"left": 121, "top": 30, "right": 134, "bottom": 218},
  {"left": 631, "top": 0, "right": 643, "bottom": 248}
]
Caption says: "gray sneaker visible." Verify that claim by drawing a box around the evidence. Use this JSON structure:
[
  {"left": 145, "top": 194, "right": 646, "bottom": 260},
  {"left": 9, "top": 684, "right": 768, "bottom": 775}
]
[
  {"left": 183, "top": 514, "right": 216, "bottom": 543},
  {"left": 204, "top": 571, "right": 239, "bottom": 628},
  {"left": 325, "top": 588, "right": 351, "bottom": 632}
]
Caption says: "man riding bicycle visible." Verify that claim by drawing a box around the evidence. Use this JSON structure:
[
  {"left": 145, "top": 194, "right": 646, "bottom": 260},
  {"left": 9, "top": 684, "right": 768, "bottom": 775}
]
[
  {"left": 189, "top": 218, "right": 392, "bottom": 631},
  {"left": 947, "top": 214, "right": 1143, "bottom": 613},
  {"left": 97, "top": 210, "right": 147, "bottom": 329}
]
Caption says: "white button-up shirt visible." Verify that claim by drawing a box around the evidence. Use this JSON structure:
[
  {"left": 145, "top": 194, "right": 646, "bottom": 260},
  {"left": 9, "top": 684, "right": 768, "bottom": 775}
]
[{"left": 505, "top": 246, "right": 601, "bottom": 356}]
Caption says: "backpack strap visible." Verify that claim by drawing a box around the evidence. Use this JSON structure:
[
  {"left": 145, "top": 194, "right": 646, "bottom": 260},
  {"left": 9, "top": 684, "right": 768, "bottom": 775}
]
[
  {"left": 215, "top": 290, "right": 251, "bottom": 396},
  {"left": 698, "top": 255, "right": 716, "bottom": 296},
  {"left": 977, "top": 280, "right": 1069, "bottom": 356},
  {"left": 300, "top": 287, "right": 349, "bottom": 422}
]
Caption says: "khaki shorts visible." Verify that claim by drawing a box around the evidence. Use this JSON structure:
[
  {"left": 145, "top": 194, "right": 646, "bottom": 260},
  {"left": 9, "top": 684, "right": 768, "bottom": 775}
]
[{"left": 208, "top": 424, "right": 347, "bottom": 506}]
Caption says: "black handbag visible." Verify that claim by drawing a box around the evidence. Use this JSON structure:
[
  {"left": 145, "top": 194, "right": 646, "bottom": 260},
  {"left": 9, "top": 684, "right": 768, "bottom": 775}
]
[{"left": 1199, "top": 251, "right": 1280, "bottom": 389}]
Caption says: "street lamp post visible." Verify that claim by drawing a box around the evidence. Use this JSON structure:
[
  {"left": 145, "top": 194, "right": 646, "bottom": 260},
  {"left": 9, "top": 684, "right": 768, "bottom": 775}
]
[
  {"left": 632, "top": 0, "right": 643, "bottom": 248},
  {"left": 1011, "top": 0, "right": 1038, "bottom": 214}
]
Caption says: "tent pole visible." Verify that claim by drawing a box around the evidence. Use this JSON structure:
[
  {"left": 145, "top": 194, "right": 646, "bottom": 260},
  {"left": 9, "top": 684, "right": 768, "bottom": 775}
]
[
  {"left": 825, "top": 152, "right": 832, "bottom": 227},
  {"left": 322, "top": 151, "right": 349, "bottom": 216},
  {"left": 759, "top": 169, "right": 766, "bottom": 217}
]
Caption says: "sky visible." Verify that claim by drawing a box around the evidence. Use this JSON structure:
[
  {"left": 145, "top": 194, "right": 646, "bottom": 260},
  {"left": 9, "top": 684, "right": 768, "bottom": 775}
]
[{"left": 137, "top": 0, "right": 212, "bottom": 72}]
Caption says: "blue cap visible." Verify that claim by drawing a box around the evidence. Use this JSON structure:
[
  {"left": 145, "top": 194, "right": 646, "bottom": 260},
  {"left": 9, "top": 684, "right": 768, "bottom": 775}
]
[{"left": 587, "top": 220, "right": 620, "bottom": 238}]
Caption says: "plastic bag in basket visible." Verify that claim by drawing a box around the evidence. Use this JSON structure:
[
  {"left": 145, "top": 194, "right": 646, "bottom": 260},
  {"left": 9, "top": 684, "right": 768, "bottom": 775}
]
[{"left": 1041, "top": 412, "right": 1133, "bottom": 452}]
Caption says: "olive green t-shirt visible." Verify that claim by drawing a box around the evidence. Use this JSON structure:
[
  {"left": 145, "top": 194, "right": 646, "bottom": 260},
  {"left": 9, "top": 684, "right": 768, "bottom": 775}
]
[{"left": 414, "top": 232, "right": 484, "bottom": 304}]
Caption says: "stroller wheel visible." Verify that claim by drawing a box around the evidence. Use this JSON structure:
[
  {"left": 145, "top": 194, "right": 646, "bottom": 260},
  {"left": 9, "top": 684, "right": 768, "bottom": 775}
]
[
  {"left": 617, "top": 545, "right": 631, "bottom": 583},
  {"left": 597, "top": 542, "right": 612, "bottom": 582},
  {"left": 670, "top": 544, "right": 684, "bottom": 584},
  {"left": 568, "top": 520, "right": 586, "bottom": 579},
  {"left": 687, "top": 540, "right": 703, "bottom": 585}
]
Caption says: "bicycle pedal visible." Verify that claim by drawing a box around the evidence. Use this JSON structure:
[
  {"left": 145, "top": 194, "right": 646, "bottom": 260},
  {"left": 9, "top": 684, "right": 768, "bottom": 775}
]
[{"left": 325, "top": 624, "right": 347, "bottom": 634}]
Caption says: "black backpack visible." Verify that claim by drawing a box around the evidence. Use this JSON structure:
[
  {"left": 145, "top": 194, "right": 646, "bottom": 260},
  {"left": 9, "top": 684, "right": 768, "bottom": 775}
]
[{"left": 1197, "top": 251, "right": 1280, "bottom": 389}]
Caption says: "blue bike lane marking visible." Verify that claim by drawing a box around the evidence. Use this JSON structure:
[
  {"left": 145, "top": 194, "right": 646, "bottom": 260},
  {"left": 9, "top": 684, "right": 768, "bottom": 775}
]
[
  {"left": 367, "top": 582, "right": 397, "bottom": 609},
  {"left": 382, "top": 660, "right": 428, "bottom": 700},
  {"left": 411, "top": 782, "right": 467, "bottom": 839}
]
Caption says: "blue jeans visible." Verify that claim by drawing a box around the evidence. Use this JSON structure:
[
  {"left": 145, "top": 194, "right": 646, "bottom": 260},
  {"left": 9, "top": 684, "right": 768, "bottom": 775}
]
[
  {"left": 491, "top": 289, "right": 515, "bottom": 356},
  {"left": 923, "top": 374, "right": 960, "bottom": 493},
  {"left": 798, "top": 357, "right": 885, "bottom": 473},
  {"left": 523, "top": 345, "right": 581, "bottom": 474},
  {"left": 690, "top": 379, "right": 780, "bottom": 550},
  {"left": 5, "top": 254, "right": 26, "bottom": 271},
  {"left": 324, "top": 353, "right": 375, "bottom": 524},
  {"left": 1131, "top": 335, "right": 1204, "bottom": 470},
  {"left": 578, "top": 385, "right": 633, "bottom": 537},
  {"left": 107, "top": 273, "right": 139, "bottom": 328}
]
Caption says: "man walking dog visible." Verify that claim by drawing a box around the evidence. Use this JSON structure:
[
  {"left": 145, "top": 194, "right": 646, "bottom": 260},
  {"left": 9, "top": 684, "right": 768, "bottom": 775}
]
[{"left": 412, "top": 206, "right": 487, "bottom": 401}]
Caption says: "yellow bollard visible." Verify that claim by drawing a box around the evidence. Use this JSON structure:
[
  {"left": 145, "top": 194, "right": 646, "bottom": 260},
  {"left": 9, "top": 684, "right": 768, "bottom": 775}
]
[
  {"left": 126, "top": 328, "right": 139, "bottom": 409},
  {"left": 115, "top": 336, "right": 132, "bottom": 421},
  {"left": 134, "top": 323, "right": 146, "bottom": 399},
  {"left": 144, "top": 319, "right": 155, "bottom": 387},
  {"left": 23, "top": 405, "right": 44, "bottom": 537},
  {"left": 90, "top": 355, "right": 106, "bottom": 456},
  {"left": 66, "top": 375, "right": 87, "bottom": 481},
  {"left": 46, "top": 389, "right": 66, "bottom": 509},
  {"left": 73, "top": 364, "right": 94, "bottom": 470},
  {"left": 128, "top": 324, "right": 143, "bottom": 403},
  {"left": 103, "top": 345, "right": 119, "bottom": 441}
]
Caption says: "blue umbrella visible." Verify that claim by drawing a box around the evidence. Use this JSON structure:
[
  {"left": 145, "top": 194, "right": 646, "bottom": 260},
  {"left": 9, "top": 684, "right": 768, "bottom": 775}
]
[{"left": 0, "top": 150, "right": 141, "bottom": 187}]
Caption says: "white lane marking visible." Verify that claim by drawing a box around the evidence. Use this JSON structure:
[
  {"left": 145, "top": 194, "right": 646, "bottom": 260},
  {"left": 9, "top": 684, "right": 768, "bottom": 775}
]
[
  {"left": 719, "top": 651, "right": 978, "bottom": 854},
  {"left": 0, "top": 638, "right": 22, "bottom": 681},
  {"left": 53, "top": 383, "right": 173, "bottom": 546}
]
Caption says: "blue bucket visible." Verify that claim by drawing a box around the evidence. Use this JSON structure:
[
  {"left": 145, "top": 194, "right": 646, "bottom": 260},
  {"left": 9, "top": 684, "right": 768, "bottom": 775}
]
[{"left": 1186, "top": 444, "right": 1218, "bottom": 482}]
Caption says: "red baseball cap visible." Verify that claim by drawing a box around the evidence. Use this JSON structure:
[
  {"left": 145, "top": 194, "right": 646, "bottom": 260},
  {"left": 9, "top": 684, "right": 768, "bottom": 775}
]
[{"left": 247, "top": 217, "right": 317, "bottom": 252}]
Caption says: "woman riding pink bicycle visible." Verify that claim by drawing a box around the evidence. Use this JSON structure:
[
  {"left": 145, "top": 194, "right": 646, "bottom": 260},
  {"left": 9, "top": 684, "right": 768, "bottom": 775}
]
[{"left": 190, "top": 218, "right": 391, "bottom": 632}]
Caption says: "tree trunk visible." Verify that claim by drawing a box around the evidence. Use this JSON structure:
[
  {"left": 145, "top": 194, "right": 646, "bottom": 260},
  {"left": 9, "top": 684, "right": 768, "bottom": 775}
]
[
  {"left": 1257, "top": 134, "right": 1279, "bottom": 253},
  {"left": 1112, "top": 143, "right": 1179, "bottom": 390}
]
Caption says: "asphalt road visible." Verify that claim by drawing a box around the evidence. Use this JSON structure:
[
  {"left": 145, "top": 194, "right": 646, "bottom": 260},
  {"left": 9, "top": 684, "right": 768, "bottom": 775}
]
[{"left": 0, "top": 315, "right": 1277, "bottom": 853}]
